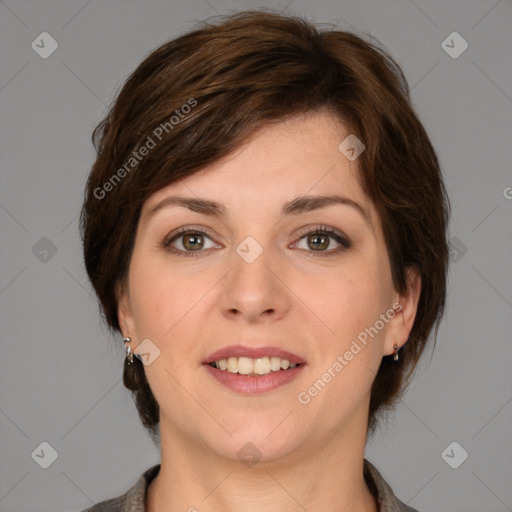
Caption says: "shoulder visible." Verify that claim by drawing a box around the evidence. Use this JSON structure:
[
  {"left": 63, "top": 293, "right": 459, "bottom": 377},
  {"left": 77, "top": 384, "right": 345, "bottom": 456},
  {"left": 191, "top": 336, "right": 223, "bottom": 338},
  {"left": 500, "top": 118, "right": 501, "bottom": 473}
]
[
  {"left": 363, "top": 458, "right": 421, "bottom": 512},
  {"left": 79, "top": 464, "right": 161, "bottom": 512}
]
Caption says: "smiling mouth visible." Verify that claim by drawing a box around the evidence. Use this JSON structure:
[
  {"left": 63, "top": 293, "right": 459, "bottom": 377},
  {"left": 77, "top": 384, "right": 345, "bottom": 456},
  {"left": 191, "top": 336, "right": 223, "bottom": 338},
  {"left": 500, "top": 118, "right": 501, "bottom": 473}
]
[{"left": 207, "top": 356, "right": 302, "bottom": 377}]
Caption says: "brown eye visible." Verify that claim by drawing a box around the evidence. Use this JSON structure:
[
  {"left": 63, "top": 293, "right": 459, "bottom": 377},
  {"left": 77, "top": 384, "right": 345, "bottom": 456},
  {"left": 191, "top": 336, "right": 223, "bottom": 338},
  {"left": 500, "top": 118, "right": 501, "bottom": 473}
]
[
  {"left": 306, "top": 233, "right": 330, "bottom": 251},
  {"left": 294, "top": 226, "right": 351, "bottom": 256},
  {"left": 181, "top": 233, "right": 205, "bottom": 251},
  {"left": 164, "top": 228, "right": 218, "bottom": 255}
]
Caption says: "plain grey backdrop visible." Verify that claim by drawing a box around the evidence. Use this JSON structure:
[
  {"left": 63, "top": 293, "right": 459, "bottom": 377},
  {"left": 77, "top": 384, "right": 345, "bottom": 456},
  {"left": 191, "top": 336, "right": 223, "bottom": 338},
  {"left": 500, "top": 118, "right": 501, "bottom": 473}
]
[{"left": 0, "top": 1, "right": 511, "bottom": 511}]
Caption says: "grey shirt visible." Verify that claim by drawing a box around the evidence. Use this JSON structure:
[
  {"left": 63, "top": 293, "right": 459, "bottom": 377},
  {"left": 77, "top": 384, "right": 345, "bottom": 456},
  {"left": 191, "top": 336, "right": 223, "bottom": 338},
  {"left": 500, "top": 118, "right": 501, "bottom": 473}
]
[{"left": 81, "top": 458, "right": 419, "bottom": 512}]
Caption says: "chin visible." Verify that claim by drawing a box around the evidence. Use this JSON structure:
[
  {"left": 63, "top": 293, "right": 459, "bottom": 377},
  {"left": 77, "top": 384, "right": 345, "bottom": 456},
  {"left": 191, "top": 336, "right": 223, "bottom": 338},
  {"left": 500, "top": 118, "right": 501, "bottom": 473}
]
[{"left": 201, "top": 421, "right": 305, "bottom": 465}]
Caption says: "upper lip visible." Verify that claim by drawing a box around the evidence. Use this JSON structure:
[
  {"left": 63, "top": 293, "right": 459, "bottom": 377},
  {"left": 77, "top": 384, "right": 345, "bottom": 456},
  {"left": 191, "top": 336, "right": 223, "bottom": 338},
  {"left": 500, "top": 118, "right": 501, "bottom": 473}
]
[{"left": 203, "top": 345, "right": 306, "bottom": 365}]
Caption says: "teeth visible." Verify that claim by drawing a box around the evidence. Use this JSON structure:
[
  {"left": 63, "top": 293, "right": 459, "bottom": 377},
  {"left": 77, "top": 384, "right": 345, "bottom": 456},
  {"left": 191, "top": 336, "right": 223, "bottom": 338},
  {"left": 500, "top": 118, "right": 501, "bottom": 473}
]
[
  {"left": 211, "top": 356, "right": 298, "bottom": 376},
  {"left": 238, "top": 357, "right": 253, "bottom": 375},
  {"left": 254, "top": 357, "right": 270, "bottom": 375},
  {"left": 270, "top": 356, "right": 281, "bottom": 371},
  {"left": 227, "top": 357, "right": 238, "bottom": 373}
]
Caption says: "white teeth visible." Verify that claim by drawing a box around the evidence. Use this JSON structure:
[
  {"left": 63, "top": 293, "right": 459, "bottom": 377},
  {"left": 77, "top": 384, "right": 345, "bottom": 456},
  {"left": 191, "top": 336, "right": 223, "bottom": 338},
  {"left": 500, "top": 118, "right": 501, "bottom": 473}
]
[
  {"left": 238, "top": 357, "right": 253, "bottom": 375},
  {"left": 211, "top": 356, "right": 299, "bottom": 376},
  {"left": 227, "top": 357, "right": 238, "bottom": 373},
  {"left": 253, "top": 357, "right": 270, "bottom": 375},
  {"left": 270, "top": 356, "right": 281, "bottom": 371}
]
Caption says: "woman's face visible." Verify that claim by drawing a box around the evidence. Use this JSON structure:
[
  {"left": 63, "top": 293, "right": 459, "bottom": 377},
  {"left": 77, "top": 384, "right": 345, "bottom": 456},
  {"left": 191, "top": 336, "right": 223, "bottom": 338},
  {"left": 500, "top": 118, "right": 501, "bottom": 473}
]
[{"left": 118, "top": 110, "right": 419, "bottom": 462}]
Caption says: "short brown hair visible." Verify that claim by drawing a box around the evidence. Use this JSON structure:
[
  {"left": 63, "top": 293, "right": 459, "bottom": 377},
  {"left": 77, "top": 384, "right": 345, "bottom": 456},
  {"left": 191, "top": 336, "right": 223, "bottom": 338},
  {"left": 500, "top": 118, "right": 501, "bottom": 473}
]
[{"left": 80, "top": 10, "right": 451, "bottom": 438}]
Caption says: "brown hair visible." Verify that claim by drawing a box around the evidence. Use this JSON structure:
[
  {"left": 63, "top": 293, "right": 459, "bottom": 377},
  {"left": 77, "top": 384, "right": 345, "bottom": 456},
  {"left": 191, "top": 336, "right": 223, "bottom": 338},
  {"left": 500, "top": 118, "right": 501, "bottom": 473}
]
[{"left": 80, "top": 10, "right": 451, "bottom": 438}]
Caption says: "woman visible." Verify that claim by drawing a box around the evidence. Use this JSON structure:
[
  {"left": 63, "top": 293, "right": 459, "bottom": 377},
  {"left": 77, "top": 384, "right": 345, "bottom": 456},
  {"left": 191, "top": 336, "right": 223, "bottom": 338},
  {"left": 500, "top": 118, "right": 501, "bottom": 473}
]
[{"left": 80, "top": 10, "right": 450, "bottom": 512}]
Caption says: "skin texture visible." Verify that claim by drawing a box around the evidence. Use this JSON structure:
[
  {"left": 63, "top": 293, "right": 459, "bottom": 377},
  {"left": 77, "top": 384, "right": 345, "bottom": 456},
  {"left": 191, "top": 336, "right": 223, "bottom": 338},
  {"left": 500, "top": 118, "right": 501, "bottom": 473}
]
[{"left": 118, "top": 110, "right": 421, "bottom": 512}]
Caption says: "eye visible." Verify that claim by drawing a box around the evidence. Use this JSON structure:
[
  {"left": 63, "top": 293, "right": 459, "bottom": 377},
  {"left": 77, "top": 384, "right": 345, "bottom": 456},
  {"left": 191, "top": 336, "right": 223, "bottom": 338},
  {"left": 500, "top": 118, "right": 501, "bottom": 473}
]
[
  {"left": 163, "top": 224, "right": 351, "bottom": 257},
  {"left": 293, "top": 225, "right": 351, "bottom": 256},
  {"left": 163, "top": 227, "right": 219, "bottom": 255}
]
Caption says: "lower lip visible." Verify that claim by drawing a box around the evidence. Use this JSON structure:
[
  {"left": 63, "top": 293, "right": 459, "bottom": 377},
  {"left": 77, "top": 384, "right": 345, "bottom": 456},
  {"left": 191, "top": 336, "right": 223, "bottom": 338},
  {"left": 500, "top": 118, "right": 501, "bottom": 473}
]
[{"left": 203, "top": 364, "right": 305, "bottom": 394}]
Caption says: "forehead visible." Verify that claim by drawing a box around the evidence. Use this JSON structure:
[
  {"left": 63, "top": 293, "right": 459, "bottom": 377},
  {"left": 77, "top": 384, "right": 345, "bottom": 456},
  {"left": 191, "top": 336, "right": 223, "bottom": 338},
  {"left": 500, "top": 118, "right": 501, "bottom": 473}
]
[{"left": 142, "top": 111, "right": 377, "bottom": 231}]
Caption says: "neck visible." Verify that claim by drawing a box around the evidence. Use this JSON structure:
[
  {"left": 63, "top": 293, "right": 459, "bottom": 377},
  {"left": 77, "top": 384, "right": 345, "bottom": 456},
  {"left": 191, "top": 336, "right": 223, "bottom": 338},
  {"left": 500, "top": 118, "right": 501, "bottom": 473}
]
[{"left": 146, "top": 415, "right": 378, "bottom": 512}]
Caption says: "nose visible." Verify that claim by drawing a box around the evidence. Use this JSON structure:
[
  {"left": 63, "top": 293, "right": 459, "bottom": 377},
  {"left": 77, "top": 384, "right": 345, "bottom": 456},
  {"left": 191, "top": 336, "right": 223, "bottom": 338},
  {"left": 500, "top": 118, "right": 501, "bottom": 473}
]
[{"left": 219, "top": 239, "right": 291, "bottom": 324}]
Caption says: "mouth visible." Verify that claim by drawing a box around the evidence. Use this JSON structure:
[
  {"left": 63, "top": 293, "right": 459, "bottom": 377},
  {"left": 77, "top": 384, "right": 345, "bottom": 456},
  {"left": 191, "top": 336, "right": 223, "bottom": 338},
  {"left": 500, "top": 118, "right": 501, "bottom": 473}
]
[
  {"left": 207, "top": 357, "right": 303, "bottom": 377},
  {"left": 202, "top": 345, "right": 306, "bottom": 378}
]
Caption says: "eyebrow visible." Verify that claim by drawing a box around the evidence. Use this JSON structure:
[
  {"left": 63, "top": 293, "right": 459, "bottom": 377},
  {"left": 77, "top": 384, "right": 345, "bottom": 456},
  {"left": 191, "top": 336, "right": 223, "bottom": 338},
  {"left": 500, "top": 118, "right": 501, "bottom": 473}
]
[{"left": 147, "top": 194, "right": 372, "bottom": 230}]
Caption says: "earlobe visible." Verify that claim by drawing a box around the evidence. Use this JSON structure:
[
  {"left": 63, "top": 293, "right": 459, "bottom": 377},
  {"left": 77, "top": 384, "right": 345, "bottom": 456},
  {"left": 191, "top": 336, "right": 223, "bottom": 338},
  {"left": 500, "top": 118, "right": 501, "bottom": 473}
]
[{"left": 386, "top": 266, "right": 422, "bottom": 356}]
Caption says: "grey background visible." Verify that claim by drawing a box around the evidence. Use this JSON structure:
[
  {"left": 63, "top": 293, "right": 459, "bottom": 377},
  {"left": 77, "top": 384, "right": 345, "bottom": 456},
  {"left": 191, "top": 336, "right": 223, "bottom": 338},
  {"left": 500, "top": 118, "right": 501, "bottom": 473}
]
[{"left": 0, "top": 0, "right": 511, "bottom": 511}]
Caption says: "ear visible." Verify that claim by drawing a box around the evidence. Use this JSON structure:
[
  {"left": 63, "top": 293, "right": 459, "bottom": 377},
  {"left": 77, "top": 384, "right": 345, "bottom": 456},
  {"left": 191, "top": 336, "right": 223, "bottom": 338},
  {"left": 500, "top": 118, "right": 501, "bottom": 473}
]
[
  {"left": 384, "top": 266, "right": 422, "bottom": 356},
  {"left": 116, "top": 280, "right": 136, "bottom": 340}
]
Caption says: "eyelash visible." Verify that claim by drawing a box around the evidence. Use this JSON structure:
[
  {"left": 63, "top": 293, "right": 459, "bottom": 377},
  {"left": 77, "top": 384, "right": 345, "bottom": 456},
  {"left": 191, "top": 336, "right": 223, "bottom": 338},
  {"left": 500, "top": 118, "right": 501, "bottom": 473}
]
[{"left": 163, "top": 224, "right": 351, "bottom": 258}]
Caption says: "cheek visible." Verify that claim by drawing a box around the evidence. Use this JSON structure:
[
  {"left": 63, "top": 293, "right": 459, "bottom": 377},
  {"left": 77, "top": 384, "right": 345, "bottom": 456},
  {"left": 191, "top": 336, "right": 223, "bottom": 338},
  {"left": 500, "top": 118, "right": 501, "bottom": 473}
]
[
  {"left": 128, "top": 252, "right": 186, "bottom": 337},
  {"left": 128, "top": 251, "right": 217, "bottom": 350},
  {"left": 296, "top": 263, "right": 384, "bottom": 345},
  {"left": 331, "top": 251, "right": 392, "bottom": 335},
  {"left": 306, "top": 274, "right": 386, "bottom": 412}
]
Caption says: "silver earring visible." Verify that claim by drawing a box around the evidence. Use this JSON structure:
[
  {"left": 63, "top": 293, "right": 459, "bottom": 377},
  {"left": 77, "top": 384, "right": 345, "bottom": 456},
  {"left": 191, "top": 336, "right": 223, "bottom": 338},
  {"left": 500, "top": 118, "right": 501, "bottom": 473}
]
[
  {"left": 123, "top": 337, "right": 134, "bottom": 365},
  {"left": 393, "top": 343, "right": 399, "bottom": 361}
]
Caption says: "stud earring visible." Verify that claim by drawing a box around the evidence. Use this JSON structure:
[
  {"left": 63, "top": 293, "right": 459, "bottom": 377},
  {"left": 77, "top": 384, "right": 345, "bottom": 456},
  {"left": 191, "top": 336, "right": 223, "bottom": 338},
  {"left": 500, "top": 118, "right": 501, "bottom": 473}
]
[{"left": 123, "top": 337, "right": 134, "bottom": 365}]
